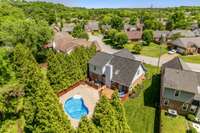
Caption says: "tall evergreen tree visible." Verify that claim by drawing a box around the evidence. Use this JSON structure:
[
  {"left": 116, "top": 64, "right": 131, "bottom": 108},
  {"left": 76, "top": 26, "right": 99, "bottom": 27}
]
[
  {"left": 12, "top": 44, "right": 74, "bottom": 133},
  {"left": 47, "top": 46, "right": 96, "bottom": 92},
  {"left": 111, "top": 91, "right": 131, "bottom": 133},
  {"left": 93, "top": 96, "right": 118, "bottom": 133},
  {"left": 77, "top": 117, "right": 99, "bottom": 133}
]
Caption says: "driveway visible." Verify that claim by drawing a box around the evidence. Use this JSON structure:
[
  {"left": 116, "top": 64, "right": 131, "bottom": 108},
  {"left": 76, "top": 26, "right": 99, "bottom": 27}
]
[
  {"left": 88, "top": 32, "right": 118, "bottom": 54},
  {"left": 88, "top": 33, "right": 200, "bottom": 72}
]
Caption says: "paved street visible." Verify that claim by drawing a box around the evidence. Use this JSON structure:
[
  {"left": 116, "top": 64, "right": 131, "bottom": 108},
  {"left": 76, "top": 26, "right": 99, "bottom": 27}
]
[{"left": 88, "top": 33, "right": 200, "bottom": 72}]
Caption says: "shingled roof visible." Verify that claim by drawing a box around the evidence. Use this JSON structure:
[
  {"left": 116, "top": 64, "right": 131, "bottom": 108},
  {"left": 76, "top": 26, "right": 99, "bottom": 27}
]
[
  {"left": 110, "top": 56, "right": 142, "bottom": 87},
  {"left": 162, "top": 57, "right": 190, "bottom": 70},
  {"left": 126, "top": 31, "right": 142, "bottom": 40},
  {"left": 89, "top": 50, "right": 144, "bottom": 87},
  {"left": 113, "top": 49, "right": 136, "bottom": 60},
  {"left": 89, "top": 52, "right": 112, "bottom": 67},
  {"left": 168, "top": 30, "right": 195, "bottom": 38},
  {"left": 170, "top": 37, "right": 200, "bottom": 49},
  {"left": 46, "top": 32, "right": 99, "bottom": 53},
  {"left": 163, "top": 68, "right": 200, "bottom": 94}
]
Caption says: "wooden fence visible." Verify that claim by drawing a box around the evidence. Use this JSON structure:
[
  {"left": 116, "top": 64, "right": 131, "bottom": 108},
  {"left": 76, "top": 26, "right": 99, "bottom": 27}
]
[{"left": 57, "top": 80, "right": 85, "bottom": 97}]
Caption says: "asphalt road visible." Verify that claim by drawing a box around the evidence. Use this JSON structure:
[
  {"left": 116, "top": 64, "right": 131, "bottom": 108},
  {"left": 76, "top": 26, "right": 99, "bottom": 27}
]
[{"left": 88, "top": 33, "right": 200, "bottom": 72}]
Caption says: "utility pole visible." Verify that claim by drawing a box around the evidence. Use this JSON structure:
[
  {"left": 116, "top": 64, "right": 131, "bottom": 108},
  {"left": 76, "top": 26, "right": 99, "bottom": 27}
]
[{"left": 157, "top": 34, "right": 164, "bottom": 73}]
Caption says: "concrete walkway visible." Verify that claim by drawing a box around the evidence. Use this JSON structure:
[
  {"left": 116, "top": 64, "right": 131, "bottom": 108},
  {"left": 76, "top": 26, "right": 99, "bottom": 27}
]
[{"left": 89, "top": 33, "right": 200, "bottom": 72}]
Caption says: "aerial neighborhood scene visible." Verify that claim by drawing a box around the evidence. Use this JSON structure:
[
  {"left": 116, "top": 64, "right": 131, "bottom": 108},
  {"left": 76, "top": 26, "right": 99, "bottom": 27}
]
[{"left": 1, "top": 0, "right": 200, "bottom": 133}]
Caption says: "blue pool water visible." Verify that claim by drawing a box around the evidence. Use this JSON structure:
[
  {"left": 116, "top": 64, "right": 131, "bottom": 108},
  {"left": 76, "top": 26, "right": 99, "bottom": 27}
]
[{"left": 64, "top": 96, "right": 89, "bottom": 120}]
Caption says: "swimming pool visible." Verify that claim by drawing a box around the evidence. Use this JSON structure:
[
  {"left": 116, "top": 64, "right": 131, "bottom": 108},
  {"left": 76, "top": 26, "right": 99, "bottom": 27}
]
[{"left": 64, "top": 95, "right": 89, "bottom": 120}]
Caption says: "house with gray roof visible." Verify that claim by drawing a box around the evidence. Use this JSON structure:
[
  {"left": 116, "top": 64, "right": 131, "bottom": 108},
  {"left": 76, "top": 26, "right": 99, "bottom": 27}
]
[
  {"left": 161, "top": 58, "right": 200, "bottom": 117},
  {"left": 62, "top": 23, "right": 75, "bottom": 33},
  {"left": 101, "top": 24, "right": 111, "bottom": 31},
  {"left": 192, "top": 28, "right": 200, "bottom": 37},
  {"left": 153, "top": 30, "right": 170, "bottom": 43},
  {"left": 88, "top": 49, "right": 146, "bottom": 98},
  {"left": 85, "top": 21, "right": 99, "bottom": 32},
  {"left": 169, "top": 37, "right": 200, "bottom": 55},
  {"left": 168, "top": 30, "right": 195, "bottom": 39},
  {"left": 124, "top": 24, "right": 137, "bottom": 32},
  {"left": 161, "top": 57, "right": 190, "bottom": 71}
]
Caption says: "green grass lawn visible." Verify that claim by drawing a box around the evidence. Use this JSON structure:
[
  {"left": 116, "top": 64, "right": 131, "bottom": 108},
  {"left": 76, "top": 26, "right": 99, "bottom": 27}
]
[
  {"left": 180, "top": 55, "right": 200, "bottom": 64},
  {"left": 124, "top": 65, "right": 160, "bottom": 133},
  {"left": 161, "top": 111, "right": 187, "bottom": 133},
  {"left": 124, "top": 42, "right": 168, "bottom": 57},
  {"left": 140, "top": 43, "right": 168, "bottom": 57}
]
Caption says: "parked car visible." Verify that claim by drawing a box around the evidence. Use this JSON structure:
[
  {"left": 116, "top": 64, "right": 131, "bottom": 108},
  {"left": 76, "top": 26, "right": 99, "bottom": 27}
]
[{"left": 168, "top": 49, "right": 176, "bottom": 54}]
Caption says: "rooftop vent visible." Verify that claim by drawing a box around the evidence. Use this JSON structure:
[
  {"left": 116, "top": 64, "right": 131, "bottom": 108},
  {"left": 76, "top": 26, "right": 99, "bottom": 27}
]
[
  {"left": 197, "top": 86, "right": 200, "bottom": 94},
  {"left": 115, "top": 70, "right": 120, "bottom": 75}
]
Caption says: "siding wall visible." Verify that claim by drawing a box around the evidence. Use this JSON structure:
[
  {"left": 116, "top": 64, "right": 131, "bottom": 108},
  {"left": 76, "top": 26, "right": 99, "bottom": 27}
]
[
  {"left": 89, "top": 64, "right": 104, "bottom": 75},
  {"left": 163, "top": 88, "right": 194, "bottom": 103},
  {"left": 131, "top": 65, "right": 145, "bottom": 85}
]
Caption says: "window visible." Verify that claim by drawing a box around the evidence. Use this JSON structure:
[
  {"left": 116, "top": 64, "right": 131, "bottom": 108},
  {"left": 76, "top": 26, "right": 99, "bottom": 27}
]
[
  {"left": 182, "top": 104, "right": 188, "bottom": 111},
  {"left": 174, "top": 90, "right": 180, "bottom": 97},
  {"left": 164, "top": 99, "right": 169, "bottom": 106},
  {"left": 94, "top": 65, "right": 96, "bottom": 71},
  {"left": 190, "top": 105, "right": 197, "bottom": 113},
  {"left": 137, "top": 69, "right": 140, "bottom": 76}
]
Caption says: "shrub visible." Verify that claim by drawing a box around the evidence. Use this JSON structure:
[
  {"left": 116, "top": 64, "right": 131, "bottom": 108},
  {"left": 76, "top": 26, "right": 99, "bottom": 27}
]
[
  {"left": 132, "top": 44, "right": 142, "bottom": 54},
  {"left": 187, "top": 114, "right": 196, "bottom": 122},
  {"left": 142, "top": 30, "right": 153, "bottom": 46},
  {"left": 187, "top": 127, "right": 197, "bottom": 133}
]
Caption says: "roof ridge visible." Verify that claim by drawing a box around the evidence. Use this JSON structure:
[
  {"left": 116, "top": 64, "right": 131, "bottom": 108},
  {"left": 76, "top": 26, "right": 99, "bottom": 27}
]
[{"left": 113, "top": 54, "right": 141, "bottom": 63}]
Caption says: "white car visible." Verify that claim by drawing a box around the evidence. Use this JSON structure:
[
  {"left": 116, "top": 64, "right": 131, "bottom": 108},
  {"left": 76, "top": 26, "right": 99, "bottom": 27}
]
[{"left": 168, "top": 49, "right": 176, "bottom": 54}]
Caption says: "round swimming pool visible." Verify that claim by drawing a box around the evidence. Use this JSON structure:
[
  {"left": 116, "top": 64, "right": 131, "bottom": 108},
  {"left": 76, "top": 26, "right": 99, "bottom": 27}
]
[{"left": 64, "top": 95, "right": 89, "bottom": 120}]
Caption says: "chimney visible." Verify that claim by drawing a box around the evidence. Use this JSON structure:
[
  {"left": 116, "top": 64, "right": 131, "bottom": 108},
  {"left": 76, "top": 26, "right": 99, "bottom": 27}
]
[
  {"left": 105, "top": 64, "right": 113, "bottom": 87},
  {"left": 53, "top": 41, "right": 56, "bottom": 49}
]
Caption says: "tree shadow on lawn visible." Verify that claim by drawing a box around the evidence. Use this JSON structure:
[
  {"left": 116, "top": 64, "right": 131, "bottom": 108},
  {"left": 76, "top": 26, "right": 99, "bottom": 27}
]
[{"left": 144, "top": 74, "right": 161, "bottom": 133}]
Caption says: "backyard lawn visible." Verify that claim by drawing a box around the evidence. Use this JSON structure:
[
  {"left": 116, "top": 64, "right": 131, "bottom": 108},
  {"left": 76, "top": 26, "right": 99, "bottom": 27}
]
[
  {"left": 124, "top": 65, "right": 160, "bottom": 133},
  {"left": 161, "top": 111, "right": 187, "bottom": 133},
  {"left": 140, "top": 43, "right": 168, "bottom": 57},
  {"left": 124, "top": 42, "right": 168, "bottom": 57},
  {"left": 180, "top": 55, "right": 200, "bottom": 64}
]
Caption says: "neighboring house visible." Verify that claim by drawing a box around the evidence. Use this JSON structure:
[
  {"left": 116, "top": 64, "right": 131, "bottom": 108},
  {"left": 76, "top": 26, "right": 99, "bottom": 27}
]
[
  {"left": 126, "top": 31, "right": 143, "bottom": 41},
  {"left": 85, "top": 21, "right": 99, "bottom": 32},
  {"left": 191, "top": 22, "right": 199, "bottom": 30},
  {"left": 160, "top": 59, "right": 200, "bottom": 117},
  {"left": 168, "top": 30, "right": 195, "bottom": 39},
  {"left": 51, "top": 24, "right": 60, "bottom": 33},
  {"left": 161, "top": 57, "right": 190, "bottom": 72},
  {"left": 88, "top": 49, "right": 146, "bottom": 98},
  {"left": 44, "top": 32, "right": 100, "bottom": 54},
  {"left": 153, "top": 30, "right": 170, "bottom": 43},
  {"left": 168, "top": 37, "right": 200, "bottom": 55},
  {"left": 192, "top": 28, "right": 200, "bottom": 37},
  {"left": 101, "top": 24, "right": 111, "bottom": 31},
  {"left": 124, "top": 23, "right": 143, "bottom": 32},
  {"left": 62, "top": 23, "right": 75, "bottom": 33},
  {"left": 124, "top": 24, "right": 137, "bottom": 32}
]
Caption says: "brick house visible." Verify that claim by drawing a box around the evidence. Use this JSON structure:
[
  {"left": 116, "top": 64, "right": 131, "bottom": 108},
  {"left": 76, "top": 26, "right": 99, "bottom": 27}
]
[
  {"left": 168, "top": 37, "right": 200, "bottom": 55},
  {"left": 160, "top": 57, "right": 200, "bottom": 118}
]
